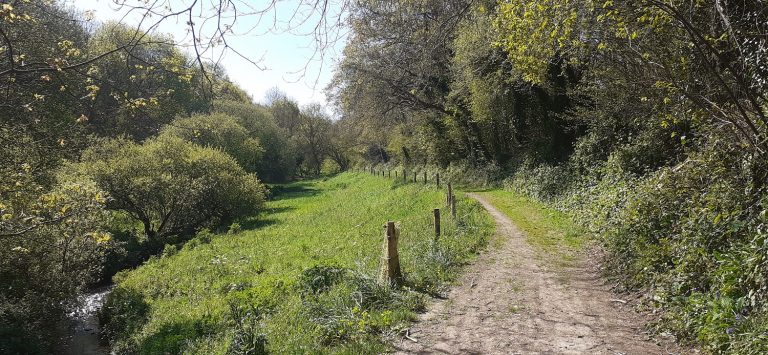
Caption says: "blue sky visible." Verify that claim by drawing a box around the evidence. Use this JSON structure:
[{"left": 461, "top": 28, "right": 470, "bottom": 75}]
[{"left": 69, "top": 0, "right": 348, "bottom": 109}]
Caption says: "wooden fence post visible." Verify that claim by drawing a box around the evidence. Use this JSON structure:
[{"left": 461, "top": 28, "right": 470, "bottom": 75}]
[
  {"left": 413, "top": 172, "right": 416, "bottom": 183},
  {"left": 447, "top": 182, "right": 453, "bottom": 206},
  {"left": 380, "top": 221, "right": 402, "bottom": 285},
  {"left": 423, "top": 171, "right": 427, "bottom": 184},
  {"left": 451, "top": 194, "right": 457, "bottom": 218},
  {"left": 436, "top": 173, "right": 440, "bottom": 188},
  {"left": 433, "top": 208, "right": 441, "bottom": 238}
]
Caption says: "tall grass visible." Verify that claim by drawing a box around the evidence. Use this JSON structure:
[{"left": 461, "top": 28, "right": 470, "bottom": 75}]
[{"left": 100, "top": 172, "right": 494, "bottom": 353}]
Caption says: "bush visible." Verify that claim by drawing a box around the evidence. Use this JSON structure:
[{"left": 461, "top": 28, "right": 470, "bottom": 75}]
[
  {"left": 503, "top": 161, "right": 573, "bottom": 202},
  {"left": 320, "top": 159, "right": 341, "bottom": 176},
  {"left": 160, "top": 113, "right": 264, "bottom": 173},
  {"left": 505, "top": 138, "right": 768, "bottom": 353},
  {"left": 593, "top": 145, "right": 768, "bottom": 353},
  {"left": 213, "top": 100, "right": 298, "bottom": 182},
  {"left": 68, "top": 136, "right": 267, "bottom": 241}
]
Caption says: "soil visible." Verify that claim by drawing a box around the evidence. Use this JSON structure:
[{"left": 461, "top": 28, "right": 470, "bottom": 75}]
[{"left": 393, "top": 193, "right": 691, "bottom": 355}]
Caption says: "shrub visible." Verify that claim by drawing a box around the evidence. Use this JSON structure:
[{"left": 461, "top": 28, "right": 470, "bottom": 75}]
[
  {"left": 505, "top": 138, "right": 768, "bottom": 353},
  {"left": 320, "top": 158, "right": 341, "bottom": 176},
  {"left": 160, "top": 113, "right": 264, "bottom": 173},
  {"left": 592, "top": 145, "right": 768, "bottom": 353},
  {"left": 213, "top": 100, "right": 298, "bottom": 182},
  {"left": 227, "top": 222, "right": 242, "bottom": 235},
  {"left": 68, "top": 136, "right": 267, "bottom": 241}
]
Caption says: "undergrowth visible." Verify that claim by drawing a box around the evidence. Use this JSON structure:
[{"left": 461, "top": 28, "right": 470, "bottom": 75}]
[{"left": 503, "top": 144, "right": 768, "bottom": 354}]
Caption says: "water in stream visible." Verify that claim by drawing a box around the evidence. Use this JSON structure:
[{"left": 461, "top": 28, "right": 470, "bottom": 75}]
[{"left": 58, "top": 286, "right": 112, "bottom": 355}]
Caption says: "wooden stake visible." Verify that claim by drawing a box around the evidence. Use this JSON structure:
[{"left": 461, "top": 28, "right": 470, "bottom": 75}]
[
  {"left": 433, "top": 208, "right": 441, "bottom": 238},
  {"left": 380, "top": 221, "right": 402, "bottom": 285},
  {"left": 436, "top": 173, "right": 440, "bottom": 188},
  {"left": 447, "top": 182, "right": 453, "bottom": 206},
  {"left": 451, "top": 194, "right": 457, "bottom": 218},
  {"left": 413, "top": 172, "right": 416, "bottom": 183},
  {"left": 423, "top": 171, "right": 427, "bottom": 184}
]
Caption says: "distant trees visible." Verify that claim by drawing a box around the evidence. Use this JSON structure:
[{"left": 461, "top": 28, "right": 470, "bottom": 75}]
[
  {"left": 215, "top": 99, "right": 299, "bottom": 181},
  {"left": 330, "top": 0, "right": 578, "bottom": 168},
  {"left": 296, "top": 104, "right": 332, "bottom": 175}
]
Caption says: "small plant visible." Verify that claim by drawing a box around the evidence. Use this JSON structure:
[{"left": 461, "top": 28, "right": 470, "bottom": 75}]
[
  {"left": 161, "top": 244, "right": 178, "bottom": 258},
  {"left": 298, "top": 264, "right": 348, "bottom": 296},
  {"left": 228, "top": 223, "right": 242, "bottom": 235}
]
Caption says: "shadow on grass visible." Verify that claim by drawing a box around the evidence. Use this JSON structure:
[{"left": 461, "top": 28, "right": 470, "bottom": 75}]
[
  {"left": 267, "top": 182, "right": 321, "bottom": 201},
  {"left": 239, "top": 217, "right": 279, "bottom": 230},
  {"left": 135, "top": 316, "right": 218, "bottom": 355}
]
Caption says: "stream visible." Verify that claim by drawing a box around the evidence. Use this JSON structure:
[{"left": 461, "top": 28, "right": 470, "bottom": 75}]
[{"left": 57, "top": 286, "right": 113, "bottom": 355}]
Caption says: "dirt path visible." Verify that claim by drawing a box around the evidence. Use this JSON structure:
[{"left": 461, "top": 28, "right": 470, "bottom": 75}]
[{"left": 394, "top": 193, "right": 685, "bottom": 355}]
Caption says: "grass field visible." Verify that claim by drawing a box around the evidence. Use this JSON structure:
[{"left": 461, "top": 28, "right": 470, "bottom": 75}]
[{"left": 101, "top": 172, "right": 494, "bottom": 354}]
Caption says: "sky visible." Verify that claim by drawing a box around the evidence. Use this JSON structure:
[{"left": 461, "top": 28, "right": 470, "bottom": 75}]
[{"left": 68, "top": 0, "right": 348, "bottom": 110}]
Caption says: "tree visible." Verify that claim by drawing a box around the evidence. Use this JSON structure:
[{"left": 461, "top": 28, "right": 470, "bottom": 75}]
[
  {"left": 494, "top": 0, "right": 768, "bottom": 171},
  {"left": 83, "top": 22, "right": 211, "bottom": 140},
  {"left": 269, "top": 95, "right": 303, "bottom": 136},
  {"left": 214, "top": 100, "right": 299, "bottom": 181},
  {"left": 297, "top": 104, "right": 332, "bottom": 175},
  {"left": 68, "top": 136, "right": 267, "bottom": 240}
]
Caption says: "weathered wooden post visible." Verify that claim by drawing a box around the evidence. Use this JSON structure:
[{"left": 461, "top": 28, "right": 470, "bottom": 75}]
[
  {"left": 382, "top": 170, "right": 384, "bottom": 177},
  {"left": 436, "top": 173, "right": 440, "bottom": 188},
  {"left": 413, "top": 172, "right": 416, "bottom": 183},
  {"left": 423, "top": 171, "right": 427, "bottom": 184},
  {"left": 433, "top": 208, "right": 441, "bottom": 238},
  {"left": 380, "top": 221, "right": 402, "bottom": 285},
  {"left": 447, "top": 182, "right": 453, "bottom": 206},
  {"left": 451, "top": 194, "right": 457, "bottom": 218}
]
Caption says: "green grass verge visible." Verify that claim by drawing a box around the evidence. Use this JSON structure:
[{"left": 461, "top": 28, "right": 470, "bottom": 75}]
[
  {"left": 476, "top": 190, "right": 586, "bottom": 266},
  {"left": 101, "top": 172, "right": 494, "bottom": 354}
]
